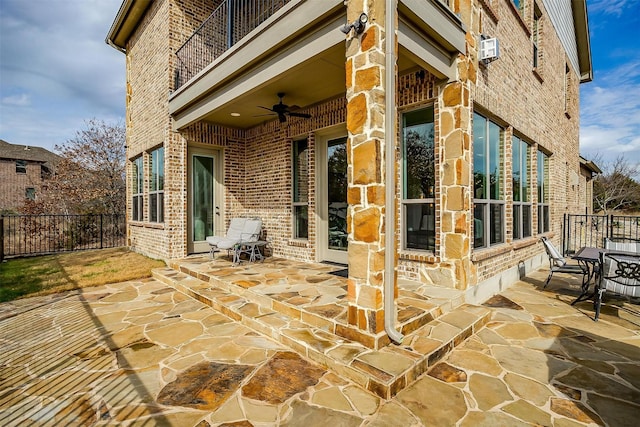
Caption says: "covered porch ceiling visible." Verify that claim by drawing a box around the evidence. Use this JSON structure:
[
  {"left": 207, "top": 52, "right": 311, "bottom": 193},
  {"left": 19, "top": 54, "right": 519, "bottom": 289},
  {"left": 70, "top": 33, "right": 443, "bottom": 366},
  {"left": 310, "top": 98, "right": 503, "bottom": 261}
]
[
  {"left": 168, "top": 0, "right": 465, "bottom": 131},
  {"left": 180, "top": 45, "right": 422, "bottom": 130}
]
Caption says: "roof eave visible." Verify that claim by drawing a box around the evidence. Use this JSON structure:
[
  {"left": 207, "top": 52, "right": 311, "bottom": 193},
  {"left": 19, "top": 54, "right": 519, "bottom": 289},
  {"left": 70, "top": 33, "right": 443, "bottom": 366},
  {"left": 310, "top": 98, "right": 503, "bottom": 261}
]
[
  {"left": 572, "top": 0, "right": 593, "bottom": 83},
  {"left": 105, "top": 0, "right": 152, "bottom": 53}
]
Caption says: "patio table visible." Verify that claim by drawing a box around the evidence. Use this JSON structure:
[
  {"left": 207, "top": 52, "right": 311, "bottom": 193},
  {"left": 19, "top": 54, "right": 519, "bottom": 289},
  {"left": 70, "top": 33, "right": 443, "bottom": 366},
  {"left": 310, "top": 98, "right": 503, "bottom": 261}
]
[{"left": 571, "top": 247, "right": 604, "bottom": 305}]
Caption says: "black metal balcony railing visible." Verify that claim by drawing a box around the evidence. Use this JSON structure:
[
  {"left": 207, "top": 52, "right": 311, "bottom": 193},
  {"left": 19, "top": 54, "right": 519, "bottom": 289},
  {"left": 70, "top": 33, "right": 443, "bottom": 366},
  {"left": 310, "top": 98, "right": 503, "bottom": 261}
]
[
  {"left": 563, "top": 213, "right": 640, "bottom": 256},
  {"left": 175, "top": 0, "right": 291, "bottom": 90},
  {"left": 0, "top": 214, "right": 126, "bottom": 260}
]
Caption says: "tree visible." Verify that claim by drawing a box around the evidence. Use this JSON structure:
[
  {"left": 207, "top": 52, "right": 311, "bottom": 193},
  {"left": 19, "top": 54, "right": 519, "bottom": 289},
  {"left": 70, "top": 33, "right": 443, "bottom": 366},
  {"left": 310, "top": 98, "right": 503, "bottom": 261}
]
[
  {"left": 23, "top": 119, "right": 126, "bottom": 215},
  {"left": 592, "top": 155, "right": 640, "bottom": 214}
]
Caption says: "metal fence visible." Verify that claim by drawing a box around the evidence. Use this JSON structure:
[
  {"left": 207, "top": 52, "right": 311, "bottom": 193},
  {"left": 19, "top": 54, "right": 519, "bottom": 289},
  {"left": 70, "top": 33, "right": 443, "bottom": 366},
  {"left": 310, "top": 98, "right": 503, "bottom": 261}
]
[
  {"left": 174, "top": 0, "right": 291, "bottom": 89},
  {"left": 0, "top": 214, "right": 126, "bottom": 260},
  {"left": 563, "top": 213, "right": 640, "bottom": 256}
]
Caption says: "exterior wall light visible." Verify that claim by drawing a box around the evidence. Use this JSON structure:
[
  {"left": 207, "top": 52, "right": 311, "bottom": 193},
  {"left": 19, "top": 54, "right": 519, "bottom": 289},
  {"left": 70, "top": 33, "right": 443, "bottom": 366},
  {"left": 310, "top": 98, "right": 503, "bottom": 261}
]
[{"left": 340, "top": 12, "right": 368, "bottom": 35}]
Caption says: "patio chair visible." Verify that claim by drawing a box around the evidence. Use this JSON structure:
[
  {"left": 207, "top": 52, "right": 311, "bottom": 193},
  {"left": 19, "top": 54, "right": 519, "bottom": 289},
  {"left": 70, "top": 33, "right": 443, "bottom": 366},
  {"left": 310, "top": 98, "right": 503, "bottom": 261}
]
[
  {"left": 604, "top": 238, "right": 640, "bottom": 254},
  {"left": 595, "top": 252, "right": 640, "bottom": 321},
  {"left": 206, "top": 218, "right": 262, "bottom": 263},
  {"left": 540, "top": 236, "right": 588, "bottom": 288}
]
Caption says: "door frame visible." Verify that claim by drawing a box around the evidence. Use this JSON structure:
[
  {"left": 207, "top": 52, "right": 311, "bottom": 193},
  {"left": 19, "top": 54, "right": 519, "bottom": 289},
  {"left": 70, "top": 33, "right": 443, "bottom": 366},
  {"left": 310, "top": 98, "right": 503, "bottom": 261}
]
[
  {"left": 315, "top": 125, "right": 348, "bottom": 264},
  {"left": 187, "top": 145, "right": 223, "bottom": 254}
]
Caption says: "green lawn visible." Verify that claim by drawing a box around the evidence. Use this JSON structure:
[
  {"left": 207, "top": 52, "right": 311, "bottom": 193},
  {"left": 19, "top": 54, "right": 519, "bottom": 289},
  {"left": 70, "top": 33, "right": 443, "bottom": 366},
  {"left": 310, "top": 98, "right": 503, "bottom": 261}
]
[{"left": 0, "top": 248, "right": 166, "bottom": 303}]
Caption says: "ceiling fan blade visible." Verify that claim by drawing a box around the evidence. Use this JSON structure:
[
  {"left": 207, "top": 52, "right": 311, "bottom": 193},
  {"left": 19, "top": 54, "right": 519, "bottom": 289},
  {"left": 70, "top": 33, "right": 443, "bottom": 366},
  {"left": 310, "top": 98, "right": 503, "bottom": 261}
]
[
  {"left": 253, "top": 113, "right": 276, "bottom": 117},
  {"left": 278, "top": 113, "right": 287, "bottom": 123},
  {"left": 288, "top": 112, "right": 312, "bottom": 118},
  {"left": 258, "top": 106, "right": 274, "bottom": 112}
]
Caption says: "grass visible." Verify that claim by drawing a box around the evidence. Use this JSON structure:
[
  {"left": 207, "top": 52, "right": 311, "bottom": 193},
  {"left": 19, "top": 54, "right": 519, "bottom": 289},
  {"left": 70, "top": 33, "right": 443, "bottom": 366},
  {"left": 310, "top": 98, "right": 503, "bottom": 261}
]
[{"left": 0, "top": 247, "right": 166, "bottom": 303}]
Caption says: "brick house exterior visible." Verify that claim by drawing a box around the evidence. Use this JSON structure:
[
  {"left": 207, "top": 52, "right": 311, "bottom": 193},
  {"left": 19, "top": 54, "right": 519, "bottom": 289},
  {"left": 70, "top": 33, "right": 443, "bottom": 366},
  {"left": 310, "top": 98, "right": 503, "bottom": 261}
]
[
  {"left": 0, "top": 139, "right": 58, "bottom": 212},
  {"left": 108, "top": 0, "right": 592, "bottom": 342}
]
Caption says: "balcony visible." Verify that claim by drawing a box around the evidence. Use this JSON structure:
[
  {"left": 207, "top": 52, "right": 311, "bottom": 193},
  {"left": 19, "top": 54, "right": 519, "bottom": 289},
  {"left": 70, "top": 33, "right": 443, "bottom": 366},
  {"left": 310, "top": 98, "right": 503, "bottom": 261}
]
[
  {"left": 175, "top": 0, "right": 293, "bottom": 90},
  {"left": 169, "top": 0, "right": 465, "bottom": 131}
]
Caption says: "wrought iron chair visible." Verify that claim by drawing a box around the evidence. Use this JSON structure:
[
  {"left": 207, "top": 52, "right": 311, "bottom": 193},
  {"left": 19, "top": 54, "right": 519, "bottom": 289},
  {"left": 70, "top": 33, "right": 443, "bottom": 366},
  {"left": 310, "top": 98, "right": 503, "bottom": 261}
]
[
  {"left": 595, "top": 252, "right": 640, "bottom": 321},
  {"left": 540, "top": 236, "right": 588, "bottom": 288}
]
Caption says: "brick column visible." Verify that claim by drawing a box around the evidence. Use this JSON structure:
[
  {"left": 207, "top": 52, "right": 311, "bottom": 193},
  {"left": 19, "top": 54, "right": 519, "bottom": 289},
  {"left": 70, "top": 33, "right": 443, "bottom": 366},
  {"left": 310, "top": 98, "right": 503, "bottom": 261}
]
[{"left": 345, "top": 0, "right": 390, "bottom": 337}]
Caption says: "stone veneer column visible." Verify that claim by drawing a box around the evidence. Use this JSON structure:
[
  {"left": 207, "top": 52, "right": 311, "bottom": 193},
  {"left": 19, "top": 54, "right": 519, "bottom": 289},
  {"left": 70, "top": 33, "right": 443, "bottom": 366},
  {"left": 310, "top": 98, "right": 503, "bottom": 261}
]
[
  {"left": 438, "top": 0, "right": 476, "bottom": 289},
  {"left": 345, "top": 0, "right": 391, "bottom": 337}
]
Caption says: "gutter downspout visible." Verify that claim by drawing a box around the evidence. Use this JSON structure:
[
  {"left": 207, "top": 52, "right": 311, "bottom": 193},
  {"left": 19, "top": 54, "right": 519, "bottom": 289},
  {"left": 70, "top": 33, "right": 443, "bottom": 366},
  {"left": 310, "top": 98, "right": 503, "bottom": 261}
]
[{"left": 384, "top": 0, "right": 404, "bottom": 344}]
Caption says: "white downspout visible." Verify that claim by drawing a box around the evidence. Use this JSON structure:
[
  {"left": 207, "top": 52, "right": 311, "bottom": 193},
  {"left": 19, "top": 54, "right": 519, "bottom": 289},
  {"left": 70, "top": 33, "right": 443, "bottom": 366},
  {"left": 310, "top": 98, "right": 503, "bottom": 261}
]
[{"left": 384, "top": 0, "right": 404, "bottom": 344}]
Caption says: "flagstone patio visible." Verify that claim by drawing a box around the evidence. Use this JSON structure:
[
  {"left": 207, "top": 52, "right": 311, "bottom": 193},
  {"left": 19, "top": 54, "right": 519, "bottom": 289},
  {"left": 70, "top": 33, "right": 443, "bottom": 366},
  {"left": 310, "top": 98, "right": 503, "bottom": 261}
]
[
  {"left": 155, "top": 256, "right": 490, "bottom": 399},
  {"left": 0, "top": 259, "right": 638, "bottom": 426}
]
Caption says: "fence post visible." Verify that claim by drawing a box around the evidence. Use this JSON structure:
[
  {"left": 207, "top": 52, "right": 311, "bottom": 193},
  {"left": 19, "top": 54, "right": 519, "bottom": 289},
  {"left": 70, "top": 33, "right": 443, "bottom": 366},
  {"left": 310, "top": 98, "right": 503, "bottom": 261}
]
[
  {"left": 563, "top": 214, "right": 569, "bottom": 256},
  {"left": 608, "top": 214, "right": 613, "bottom": 243},
  {"left": 0, "top": 217, "right": 4, "bottom": 262},
  {"left": 100, "top": 214, "right": 104, "bottom": 249}
]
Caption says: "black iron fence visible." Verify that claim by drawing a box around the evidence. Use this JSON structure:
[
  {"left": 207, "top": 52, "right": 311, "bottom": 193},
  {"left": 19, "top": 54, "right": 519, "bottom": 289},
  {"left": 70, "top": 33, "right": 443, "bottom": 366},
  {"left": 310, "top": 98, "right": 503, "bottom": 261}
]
[
  {"left": 563, "top": 213, "right": 640, "bottom": 256},
  {"left": 174, "top": 0, "right": 291, "bottom": 89},
  {"left": 0, "top": 214, "right": 126, "bottom": 260}
]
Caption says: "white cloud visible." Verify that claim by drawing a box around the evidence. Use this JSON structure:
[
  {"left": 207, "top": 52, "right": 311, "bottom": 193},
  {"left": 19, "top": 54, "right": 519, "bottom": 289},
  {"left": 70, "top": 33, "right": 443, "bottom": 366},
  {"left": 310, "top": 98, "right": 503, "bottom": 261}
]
[
  {"left": 588, "top": 0, "right": 635, "bottom": 16},
  {"left": 580, "top": 57, "right": 640, "bottom": 168},
  {"left": 0, "top": 0, "right": 125, "bottom": 150},
  {"left": 1, "top": 93, "right": 31, "bottom": 107}
]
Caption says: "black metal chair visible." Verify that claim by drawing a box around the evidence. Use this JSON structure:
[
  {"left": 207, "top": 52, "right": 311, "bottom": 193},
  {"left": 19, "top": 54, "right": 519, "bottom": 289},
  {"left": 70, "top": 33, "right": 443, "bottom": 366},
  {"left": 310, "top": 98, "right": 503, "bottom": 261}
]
[
  {"left": 540, "top": 236, "right": 588, "bottom": 288},
  {"left": 595, "top": 252, "right": 640, "bottom": 321}
]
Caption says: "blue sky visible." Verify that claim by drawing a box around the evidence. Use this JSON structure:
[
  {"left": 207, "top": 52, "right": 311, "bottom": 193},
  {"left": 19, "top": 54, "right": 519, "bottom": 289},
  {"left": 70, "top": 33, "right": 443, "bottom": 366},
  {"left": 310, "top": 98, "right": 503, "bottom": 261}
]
[{"left": 0, "top": 0, "right": 638, "bottom": 170}]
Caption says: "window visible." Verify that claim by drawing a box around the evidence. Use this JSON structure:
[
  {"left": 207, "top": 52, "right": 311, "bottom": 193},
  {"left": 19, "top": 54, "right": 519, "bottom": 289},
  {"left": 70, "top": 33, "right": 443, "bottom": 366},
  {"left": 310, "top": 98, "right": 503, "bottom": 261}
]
[
  {"left": 537, "top": 150, "right": 549, "bottom": 233},
  {"left": 512, "top": 0, "right": 525, "bottom": 14},
  {"left": 402, "top": 106, "right": 435, "bottom": 251},
  {"left": 25, "top": 187, "right": 36, "bottom": 200},
  {"left": 16, "top": 160, "right": 26, "bottom": 174},
  {"left": 149, "top": 147, "right": 164, "bottom": 223},
  {"left": 132, "top": 156, "right": 143, "bottom": 221},
  {"left": 533, "top": 5, "right": 542, "bottom": 68},
  {"left": 292, "top": 139, "right": 309, "bottom": 239},
  {"left": 512, "top": 136, "right": 531, "bottom": 240},
  {"left": 473, "top": 113, "right": 505, "bottom": 249}
]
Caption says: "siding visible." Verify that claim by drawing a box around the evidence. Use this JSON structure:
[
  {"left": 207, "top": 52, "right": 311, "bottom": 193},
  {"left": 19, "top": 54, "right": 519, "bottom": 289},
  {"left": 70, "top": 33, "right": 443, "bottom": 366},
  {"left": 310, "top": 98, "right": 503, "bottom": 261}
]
[{"left": 542, "top": 0, "right": 579, "bottom": 77}]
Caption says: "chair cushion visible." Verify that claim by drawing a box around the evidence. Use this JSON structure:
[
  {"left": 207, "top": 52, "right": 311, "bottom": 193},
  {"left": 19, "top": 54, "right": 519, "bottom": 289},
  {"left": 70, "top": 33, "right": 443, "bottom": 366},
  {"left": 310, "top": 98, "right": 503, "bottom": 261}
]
[
  {"left": 601, "top": 253, "right": 640, "bottom": 297},
  {"left": 206, "top": 236, "right": 222, "bottom": 245},
  {"left": 226, "top": 218, "right": 248, "bottom": 240},
  {"left": 241, "top": 219, "right": 262, "bottom": 242},
  {"left": 217, "top": 237, "right": 241, "bottom": 250}
]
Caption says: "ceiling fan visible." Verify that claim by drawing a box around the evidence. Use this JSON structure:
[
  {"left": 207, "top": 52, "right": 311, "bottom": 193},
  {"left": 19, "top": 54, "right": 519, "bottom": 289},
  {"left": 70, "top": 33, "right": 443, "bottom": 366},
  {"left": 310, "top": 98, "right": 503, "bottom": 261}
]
[{"left": 257, "top": 93, "right": 312, "bottom": 123}]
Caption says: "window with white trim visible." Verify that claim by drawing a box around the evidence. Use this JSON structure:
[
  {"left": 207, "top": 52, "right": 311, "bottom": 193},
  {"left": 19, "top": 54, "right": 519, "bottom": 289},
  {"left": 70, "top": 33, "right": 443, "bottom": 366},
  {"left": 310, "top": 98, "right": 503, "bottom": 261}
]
[
  {"left": 149, "top": 147, "right": 164, "bottom": 223},
  {"left": 292, "top": 139, "right": 309, "bottom": 239},
  {"left": 537, "top": 150, "right": 550, "bottom": 233},
  {"left": 512, "top": 136, "right": 531, "bottom": 240},
  {"left": 473, "top": 112, "right": 505, "bottom": 249},
  {"left": 402, "top": 106, "right": 435, "bottom": 252},
  {"left": 132, "top": 156, "right": 143, "bottom": 221}
]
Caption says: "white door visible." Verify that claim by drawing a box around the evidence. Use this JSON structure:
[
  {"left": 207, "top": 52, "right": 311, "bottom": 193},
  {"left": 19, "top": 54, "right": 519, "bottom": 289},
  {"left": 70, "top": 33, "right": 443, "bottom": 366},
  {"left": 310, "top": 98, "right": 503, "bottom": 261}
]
[{"left": 317, "top": 130, "right": 348, "bottom": 264}]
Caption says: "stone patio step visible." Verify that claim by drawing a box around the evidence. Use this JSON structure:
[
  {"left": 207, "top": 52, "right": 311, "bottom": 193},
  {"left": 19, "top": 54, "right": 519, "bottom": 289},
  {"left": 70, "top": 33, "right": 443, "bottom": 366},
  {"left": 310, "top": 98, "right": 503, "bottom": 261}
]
[
  {"left": 152, "top": 264, "right": 491, "bottom": 399},
  {"left": 166, "top": 257, "right": 468, "bottom": 349}
]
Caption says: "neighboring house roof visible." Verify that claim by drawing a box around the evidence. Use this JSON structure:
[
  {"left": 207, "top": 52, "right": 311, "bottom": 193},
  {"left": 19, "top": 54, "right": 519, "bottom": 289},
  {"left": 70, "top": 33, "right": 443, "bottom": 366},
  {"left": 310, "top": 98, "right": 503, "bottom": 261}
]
[{"left": 0, "top": 139, "right": 60, "bottom": 169}]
